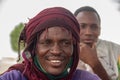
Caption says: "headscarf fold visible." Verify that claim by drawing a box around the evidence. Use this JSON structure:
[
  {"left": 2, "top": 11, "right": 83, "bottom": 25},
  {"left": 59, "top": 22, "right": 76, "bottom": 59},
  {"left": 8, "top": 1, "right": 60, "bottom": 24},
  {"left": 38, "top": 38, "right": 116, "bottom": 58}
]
[{"left": 20, "top": 7, "right": 79, "bottom": 43}]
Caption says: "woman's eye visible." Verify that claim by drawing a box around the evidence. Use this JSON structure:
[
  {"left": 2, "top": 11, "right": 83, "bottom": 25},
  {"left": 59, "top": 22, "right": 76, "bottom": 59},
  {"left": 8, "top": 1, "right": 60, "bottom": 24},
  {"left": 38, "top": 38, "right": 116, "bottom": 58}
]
[
  {"left": 39, "top": 39, "right": 52, "bottom": 45},
  {"left": 45, "top": 40, "right": 51, "bottom": 44},
  {"left": 61, "top": 40, "right": 71, "bottom": 47}
]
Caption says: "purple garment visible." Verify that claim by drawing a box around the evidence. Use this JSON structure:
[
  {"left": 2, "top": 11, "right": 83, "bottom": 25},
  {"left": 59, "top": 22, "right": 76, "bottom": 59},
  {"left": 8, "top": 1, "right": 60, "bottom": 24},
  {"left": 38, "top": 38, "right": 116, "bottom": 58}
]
[
  {"left": 0, "top": 69, "right": 100, "bottom": 80},
  {"left": 72, "top": 69, "right": 101, "bottom": 80},
  {"left": 0, "top": 70, "right": 27, "bottom": 80}
]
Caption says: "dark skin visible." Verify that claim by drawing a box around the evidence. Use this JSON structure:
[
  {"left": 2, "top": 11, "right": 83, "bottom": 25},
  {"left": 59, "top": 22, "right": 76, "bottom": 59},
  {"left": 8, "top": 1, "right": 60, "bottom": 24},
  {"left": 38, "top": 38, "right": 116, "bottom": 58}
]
[
  {"left": 36, "top": 26, "right": 73, "bottom": 75},
  {"left": 76, "top": 11, "right": 110, "bottom": 80}
]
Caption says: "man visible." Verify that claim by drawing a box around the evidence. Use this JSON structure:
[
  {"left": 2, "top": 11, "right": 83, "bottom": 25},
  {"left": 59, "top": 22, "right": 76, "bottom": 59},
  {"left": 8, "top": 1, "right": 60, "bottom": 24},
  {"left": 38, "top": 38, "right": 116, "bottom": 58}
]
[
  {"left": 74, "top": 6, "right": 120, "bottom": 80},
  {"left": 0, "top": 7, "right": 100, "bottom": 80}
]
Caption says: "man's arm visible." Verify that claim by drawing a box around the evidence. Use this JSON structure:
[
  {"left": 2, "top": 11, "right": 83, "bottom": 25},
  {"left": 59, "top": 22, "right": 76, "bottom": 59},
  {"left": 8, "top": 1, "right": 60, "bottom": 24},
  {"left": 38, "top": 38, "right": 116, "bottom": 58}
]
[
  {"left": 90, "top": 58, "right": 111, "bottom": 80},
  {"left": 80, "top": 43, "right": 111, "bottom": 80}
]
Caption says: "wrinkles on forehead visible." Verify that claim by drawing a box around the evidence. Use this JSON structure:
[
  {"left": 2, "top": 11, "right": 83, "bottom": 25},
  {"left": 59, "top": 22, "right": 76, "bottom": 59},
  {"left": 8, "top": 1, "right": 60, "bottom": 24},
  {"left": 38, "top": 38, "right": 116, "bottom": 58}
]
[
  {"left": 38, "top": 26, "right": 74, "bottom": 44},
  {"left": 42, "top": 27, "right": 70, "bottom": 38}
]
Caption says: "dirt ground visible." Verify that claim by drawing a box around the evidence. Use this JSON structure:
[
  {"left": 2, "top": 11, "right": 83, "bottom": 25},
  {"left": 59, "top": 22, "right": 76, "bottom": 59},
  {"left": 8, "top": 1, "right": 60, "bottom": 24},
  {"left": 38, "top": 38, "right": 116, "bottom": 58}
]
[{"left": 0, "top": 57, "right": 17, "bottom": 74}]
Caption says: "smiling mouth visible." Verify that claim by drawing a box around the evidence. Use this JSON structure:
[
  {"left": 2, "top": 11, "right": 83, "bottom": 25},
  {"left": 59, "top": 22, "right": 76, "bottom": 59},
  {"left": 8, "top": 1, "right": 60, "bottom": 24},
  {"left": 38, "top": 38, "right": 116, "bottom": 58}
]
[
  {"left": 50, "top": 60, "right": 61, "bottom": 63},
  {"left": 45, "top": 55, "right": 65, "bottom": 67},
  {"left": 49, "top": 59, "right": 63, "bottom": 67}
]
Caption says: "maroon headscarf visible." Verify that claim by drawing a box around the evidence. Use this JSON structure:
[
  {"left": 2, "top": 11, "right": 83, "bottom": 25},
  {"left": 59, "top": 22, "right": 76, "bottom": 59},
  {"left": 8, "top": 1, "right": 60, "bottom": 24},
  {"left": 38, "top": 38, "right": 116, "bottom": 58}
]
[{"left": 8, "top": 7, "right": 80, "bottom": 80}]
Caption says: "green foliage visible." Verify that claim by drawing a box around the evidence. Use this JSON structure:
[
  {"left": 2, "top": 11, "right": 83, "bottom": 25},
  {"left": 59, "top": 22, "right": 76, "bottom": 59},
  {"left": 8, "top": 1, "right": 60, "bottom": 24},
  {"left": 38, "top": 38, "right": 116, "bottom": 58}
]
[
  {"left": 10, "top": 23, "right": 24, "bottom": 52},
  {"left": 118, "top": 57, "right": 120, "bottom": 80}
]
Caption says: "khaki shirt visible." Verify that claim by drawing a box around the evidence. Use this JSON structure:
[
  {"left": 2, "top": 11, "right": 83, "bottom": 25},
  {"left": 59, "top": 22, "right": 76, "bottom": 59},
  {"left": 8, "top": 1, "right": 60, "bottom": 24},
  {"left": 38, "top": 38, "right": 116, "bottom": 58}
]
[{"left": 77, "top": 39, "right": 120, "bottom": 80}]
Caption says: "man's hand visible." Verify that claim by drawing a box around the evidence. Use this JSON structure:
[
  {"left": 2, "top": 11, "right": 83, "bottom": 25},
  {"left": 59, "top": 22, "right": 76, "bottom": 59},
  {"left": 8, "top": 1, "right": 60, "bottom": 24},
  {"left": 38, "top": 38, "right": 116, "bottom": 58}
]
[
  {"left": 79, "top": 42, "right": 111, "bottom": 80},
  {"left": 80, "top": 42, "right": 99, "bottom": 67}
]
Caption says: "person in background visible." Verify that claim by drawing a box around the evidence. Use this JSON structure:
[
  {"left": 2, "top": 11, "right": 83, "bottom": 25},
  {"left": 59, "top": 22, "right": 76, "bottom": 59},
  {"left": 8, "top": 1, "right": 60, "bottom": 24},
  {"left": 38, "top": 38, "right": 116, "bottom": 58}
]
[
  {"left": 74, "top": 6, "right": 120, "bottom": 80},
  {"left": 0, "top": 7, "right": 100, "bottom": 80}
]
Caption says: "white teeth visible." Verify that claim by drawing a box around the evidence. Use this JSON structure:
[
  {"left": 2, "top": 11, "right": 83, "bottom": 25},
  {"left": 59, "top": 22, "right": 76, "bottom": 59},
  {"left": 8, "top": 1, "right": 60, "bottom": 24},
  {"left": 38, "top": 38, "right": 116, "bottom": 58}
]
[{"left": 50, "top": 60, "right": 61, "bottom": 62}]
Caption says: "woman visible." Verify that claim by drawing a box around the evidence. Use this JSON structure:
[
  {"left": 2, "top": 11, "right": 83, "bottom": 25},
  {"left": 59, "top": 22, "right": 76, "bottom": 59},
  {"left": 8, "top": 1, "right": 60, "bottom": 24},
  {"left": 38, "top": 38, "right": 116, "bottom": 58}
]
[{"left": 0, "top": 7, "right": 100, "bottom": 80}]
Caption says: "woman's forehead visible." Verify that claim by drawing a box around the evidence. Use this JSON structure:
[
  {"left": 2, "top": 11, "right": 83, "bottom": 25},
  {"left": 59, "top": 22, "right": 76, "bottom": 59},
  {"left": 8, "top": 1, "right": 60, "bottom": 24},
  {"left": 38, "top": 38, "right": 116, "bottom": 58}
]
[
  {"left": 40, "top": 26, "right": 72, "bottom": 39},
  {"left": 48, "top": 27, "right": 68, "bottom": 32}
]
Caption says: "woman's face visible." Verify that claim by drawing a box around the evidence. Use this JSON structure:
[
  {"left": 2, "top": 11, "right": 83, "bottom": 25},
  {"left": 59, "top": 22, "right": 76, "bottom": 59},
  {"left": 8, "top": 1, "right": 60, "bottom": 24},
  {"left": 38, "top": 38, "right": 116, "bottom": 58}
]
[{"left": 36, "top": 26, "right": 73, "bottom": 75}]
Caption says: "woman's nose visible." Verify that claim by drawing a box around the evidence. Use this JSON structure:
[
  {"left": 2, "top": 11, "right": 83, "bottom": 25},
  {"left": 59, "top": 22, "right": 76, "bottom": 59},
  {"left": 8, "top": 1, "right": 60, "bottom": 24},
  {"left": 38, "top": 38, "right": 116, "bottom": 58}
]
[{"left": 50, "top": 43, "right": 62, "bottom": 54}]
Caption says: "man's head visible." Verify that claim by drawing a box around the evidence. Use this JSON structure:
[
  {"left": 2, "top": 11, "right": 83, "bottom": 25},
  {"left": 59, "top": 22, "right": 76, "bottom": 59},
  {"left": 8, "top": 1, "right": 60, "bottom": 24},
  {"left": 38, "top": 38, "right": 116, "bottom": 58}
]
[
  {"left": 74, "top": 6, "right": 101, "bottom": 47},
  {"left": 19, "top": 7, "right": 80, "bottom": 77}
]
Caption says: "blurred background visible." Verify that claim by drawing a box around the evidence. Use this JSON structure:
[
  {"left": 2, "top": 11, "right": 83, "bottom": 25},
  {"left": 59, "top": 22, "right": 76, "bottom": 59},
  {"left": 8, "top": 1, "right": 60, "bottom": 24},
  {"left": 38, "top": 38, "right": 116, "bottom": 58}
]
[{"left": 0, "top": 0, "right": 120, "bottom": 74}]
